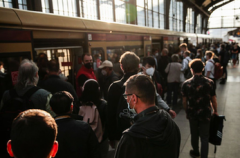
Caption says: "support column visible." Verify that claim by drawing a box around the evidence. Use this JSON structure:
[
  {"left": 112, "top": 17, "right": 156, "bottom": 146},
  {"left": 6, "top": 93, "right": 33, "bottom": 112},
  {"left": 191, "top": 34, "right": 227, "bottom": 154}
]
[
  {"left": 165, "top": 0, "right": 171, "bottom": 29},
  {"left": 182, "top": 2, "right": 187, "bottom": 32},
  {"left": 194, "top": 10, "right": 198, "bottom": 33}
]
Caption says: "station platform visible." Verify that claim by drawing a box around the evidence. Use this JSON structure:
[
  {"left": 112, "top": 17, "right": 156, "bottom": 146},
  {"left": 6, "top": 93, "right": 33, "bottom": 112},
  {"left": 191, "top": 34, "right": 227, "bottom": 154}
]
[
  {"left": 107, "top": 64, "right": 240, "bottom": 158},
  {"left": 177, "top": 64, "right": 240, "bottom": 158}
]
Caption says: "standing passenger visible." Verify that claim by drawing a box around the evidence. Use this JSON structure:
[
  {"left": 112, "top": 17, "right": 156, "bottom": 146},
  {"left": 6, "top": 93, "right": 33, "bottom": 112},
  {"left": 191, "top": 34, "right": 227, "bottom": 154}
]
[
  {"left": 76, "top": 53, "right": 96, "bottom": 97},
  {"left": 219, "top": 44, "right": 228, "bottom": 84},
  {"left": 115, "top": 74, "right": 181, "bottom": 158},
  {"left": 42, "top": 60, "right": 80, "bottom": 114},
  {"left": 181, "top": 51, "right": 192, "bottom": 80},
  {"left": 98, "top": 60, "right": 119, "bottom": 100},
  {"left": 204, "top": 51, "right": 216, "bottom": 91},
  {"left": 107, "top": 52, "right": 140, "bottom": 149},
  {"left": 181, "top": 59, "right": 218, "bottom": 158},
  {"left": 165, "top": 54, "right": 182, "bottom": 107}
]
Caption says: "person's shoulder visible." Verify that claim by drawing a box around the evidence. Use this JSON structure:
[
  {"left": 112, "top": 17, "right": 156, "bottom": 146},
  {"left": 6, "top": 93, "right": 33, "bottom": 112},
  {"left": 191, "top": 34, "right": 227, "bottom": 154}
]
[
  {"left": 33, "top": 88, "right": 51, "bottom": 97},
  {"left": 109, "top": 79, "right": 122, "bottom": 90}
]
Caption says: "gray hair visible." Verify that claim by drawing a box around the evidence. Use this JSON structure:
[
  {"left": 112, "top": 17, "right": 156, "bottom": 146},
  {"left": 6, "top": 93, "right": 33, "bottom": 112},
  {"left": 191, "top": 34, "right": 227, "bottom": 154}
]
[{"left": 16, "top": 59, "right": 39, "bottom": 89}]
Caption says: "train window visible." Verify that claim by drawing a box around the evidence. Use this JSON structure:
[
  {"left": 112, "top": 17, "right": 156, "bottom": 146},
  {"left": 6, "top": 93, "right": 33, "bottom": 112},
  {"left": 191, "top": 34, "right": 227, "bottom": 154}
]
[
  {"left": 125, "top": 46, "right": 144, "bottom": 58},
  {"left": 91, "top": 48, "right": 105, "bottom": 71},
  {"left": 52, "top": 0, "right": 77, "bottom": 17},
  {"left": 18, "top": 0, "right": 27, "bottom": 10},
  {"left": 41, "top": 0, "right": 50, "bottom": 13},
  {"left": 0, "top": 0, "right": 13, "bottom": 8}
]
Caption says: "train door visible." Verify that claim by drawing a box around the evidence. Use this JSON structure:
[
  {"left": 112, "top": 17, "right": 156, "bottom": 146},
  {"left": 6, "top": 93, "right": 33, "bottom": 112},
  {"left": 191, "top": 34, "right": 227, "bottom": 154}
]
[{"left": 35, "top": 46, "right": 83, "bottom": 88}]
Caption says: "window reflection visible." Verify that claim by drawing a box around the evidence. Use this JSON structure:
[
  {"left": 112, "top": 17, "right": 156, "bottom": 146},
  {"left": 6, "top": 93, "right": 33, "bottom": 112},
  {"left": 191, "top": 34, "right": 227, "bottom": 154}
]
[
  {"left": 0, "top": 0, "right": 13, "bottom": 8},
  {"left": 53, "top": 0, "right": 77, "bottom": 17},
  {"left": 18, "top": 0, "right": 27, "bottom": 10},
  {"left": 186, "top": 8, "right": 194, "bottom": 33},
  {"left": 115, "top": 0, "right": 126, "bottom": 23},
  {"left": 41, "top": 0, "right": 50, "bottom": 13},
  {"left": 100, "top": 0, "right": 113, "bottom": 22},
  {"left": 82, "top": 0, "right": 98, "bottom": 20},
  {"left": 169, "top": 0, "right": 183, "bottom": 32}
]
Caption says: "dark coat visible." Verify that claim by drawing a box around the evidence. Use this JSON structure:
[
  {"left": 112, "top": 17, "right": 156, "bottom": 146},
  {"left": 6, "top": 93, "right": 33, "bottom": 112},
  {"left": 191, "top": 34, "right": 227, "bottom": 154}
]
[
  {"left": 55, "top": 116, "right": 100, "bottom": 158},
  {"left": 115, "top": 106, "right": 181, "bottom": 158},
  {"left": 41, "top": 75, "right": 80, "bottom": 114}
]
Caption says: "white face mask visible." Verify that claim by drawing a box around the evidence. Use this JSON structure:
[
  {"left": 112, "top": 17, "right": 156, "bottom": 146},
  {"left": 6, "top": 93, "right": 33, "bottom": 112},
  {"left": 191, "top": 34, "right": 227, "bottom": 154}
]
[
  {"left": 146, "top": 67, "right": 155, "bottom": 76},
  {"left": 127, "top": 96, "right": 137, "bottom": 115},
  {"left": 0, "top": 67, "right": 4, "bottom": 73},
  {"left": 197, "top": 53, "right": 200, "bottom": 56},
  {"left": 155, "top": 53, "right": 159, "bottom": 56},
  {"left": 101, "top": 69, "right": 107, "bottom": 76}
]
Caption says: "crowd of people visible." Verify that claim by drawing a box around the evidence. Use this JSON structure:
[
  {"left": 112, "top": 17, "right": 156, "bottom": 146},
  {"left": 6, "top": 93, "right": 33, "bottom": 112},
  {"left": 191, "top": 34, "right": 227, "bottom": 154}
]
[{"left": 0, "top": 41, "right": 239, "bottom": 158}]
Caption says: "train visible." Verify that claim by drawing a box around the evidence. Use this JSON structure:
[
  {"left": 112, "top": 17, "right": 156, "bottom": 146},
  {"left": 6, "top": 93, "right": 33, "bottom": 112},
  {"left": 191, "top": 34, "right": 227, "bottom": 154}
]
[{"left": 0, "top": 7, "right": 222, "bottom": 86}]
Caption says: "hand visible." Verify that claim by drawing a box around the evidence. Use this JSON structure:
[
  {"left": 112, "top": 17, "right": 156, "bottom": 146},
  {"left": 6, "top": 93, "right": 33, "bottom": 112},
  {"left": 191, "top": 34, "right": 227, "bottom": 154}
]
[
  {"left": 213, "top": 111, "right": 219, "bottom": 116},
  {"left": 168, "top": 110, "right": 176, "bottom": 119}
]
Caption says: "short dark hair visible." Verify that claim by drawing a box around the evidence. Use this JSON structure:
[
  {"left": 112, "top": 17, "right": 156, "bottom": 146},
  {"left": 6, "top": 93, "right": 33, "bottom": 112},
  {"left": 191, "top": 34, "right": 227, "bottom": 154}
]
[
  {"left": 197, "top": 49, "right": 202, "bottom": 54},
  {"left": 11, "top": 109, "right": 57, "bottom": 158},
  {"left": 50, "top": 91, "right": 74, "bottom": 115},
  {"left": 221, "top": 44, "right": 225, "bottom": 49},
  {"left": 120, "top": 51, "right": 140, "bottom": 73},
  {"left": 81, "top": 79, "right": 101, "bottom": 105},
  {"left": 180, "top": 43, "right": 187, "bottom": 48},
  {"left": 189, "top": 59, "right": 205, "bottom": 73},
  {"left": 82, "top": 53, "right": 91, "bottom": 61},
  {"left": 205, "top": 51, "right": 213, "bottom": 59},
  {"left": 184, "top": 50, "right": 190, "bottom": 56},
  {"left": 48, "top": 59, "right": 59, "bottom": 72},
  {"left": 124, "top": 74, "right": 155, "bottom": 105},
  {"left": 142, "top": 56, "right": 156, "bottom": 67}
]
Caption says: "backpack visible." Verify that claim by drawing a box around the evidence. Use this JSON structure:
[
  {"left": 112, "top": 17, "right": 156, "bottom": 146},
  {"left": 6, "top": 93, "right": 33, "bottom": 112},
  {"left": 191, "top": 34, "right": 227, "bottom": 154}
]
[
  {"left": 184, "top": 59, "right": 192, "bottom": 79},
  {"left": 0, "top": 87, "right": 39, "bottom": 152},
  {"left": 79, "top": 103, "right": 103, "bottom": 142},
  {"left": 209, "top": 114, "right": 226, "bottom": 153},
  {"left": 209, "top": 61, "right": 223, "bottom": 79}
]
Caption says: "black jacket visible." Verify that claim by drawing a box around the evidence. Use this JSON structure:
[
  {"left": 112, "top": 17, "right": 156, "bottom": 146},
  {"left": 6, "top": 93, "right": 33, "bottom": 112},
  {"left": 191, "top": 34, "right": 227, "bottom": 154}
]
[
  {"left": 55, "top": 115, "right": 99, "bottom": 158},
  {"left": 107, "top": 72, "right": 136, "bottom": 141},
  {"left": 99, "top": 71, "right": 119, "bottom": 100},
  {"left": 115, "top": 106, "right": 181, "bottom": 158},
  {"left": 41, "top": 75, "right": 80, "bottom": 114}
]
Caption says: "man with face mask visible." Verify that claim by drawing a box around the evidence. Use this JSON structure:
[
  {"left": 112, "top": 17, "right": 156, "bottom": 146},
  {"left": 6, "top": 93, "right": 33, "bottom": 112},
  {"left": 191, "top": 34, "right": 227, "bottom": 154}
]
[
  {"left": 115, "top": 74, "right": 181, "bottom": 158},
  {"left": 76, "top": 53, "right": 96, "bottom": 98},
  {"left": 98, "top": 60, "right": 119, "bottom": 100}
]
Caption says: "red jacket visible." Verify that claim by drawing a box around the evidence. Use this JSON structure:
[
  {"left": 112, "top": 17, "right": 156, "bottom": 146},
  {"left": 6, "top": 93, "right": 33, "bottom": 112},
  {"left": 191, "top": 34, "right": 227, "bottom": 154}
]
[{"left": 76, "top": 65, "right": 96, "bottom": 97}]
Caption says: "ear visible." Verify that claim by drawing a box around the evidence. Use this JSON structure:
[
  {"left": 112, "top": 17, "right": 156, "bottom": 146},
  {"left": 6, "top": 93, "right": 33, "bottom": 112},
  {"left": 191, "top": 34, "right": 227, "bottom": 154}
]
[
  {"left": 7, "top": 140, "right": 14, "bottom": 157},
  {"left": 50, "top": 141, "right": 58, "bottom": 158},
  {"left": 133, "top": 94, "right": 138, "bottom": 105},
  {"left": 36, "top": 72, "right": 39, "bottom": 77},
  {"left": 120, "top": 64, "right": 124, "bottom": 72}
]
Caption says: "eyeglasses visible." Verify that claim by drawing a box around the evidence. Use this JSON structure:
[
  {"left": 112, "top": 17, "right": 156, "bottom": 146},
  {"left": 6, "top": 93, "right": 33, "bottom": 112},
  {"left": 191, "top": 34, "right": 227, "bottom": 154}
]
[{"left": 123, "top": 94, "right": 141, "bottom": 99}]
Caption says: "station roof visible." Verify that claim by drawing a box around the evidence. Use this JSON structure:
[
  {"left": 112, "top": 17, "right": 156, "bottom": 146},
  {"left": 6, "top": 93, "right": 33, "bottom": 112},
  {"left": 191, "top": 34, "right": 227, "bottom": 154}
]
[{"left": 195, "top": 0, "right": 234, "bottom": 13}]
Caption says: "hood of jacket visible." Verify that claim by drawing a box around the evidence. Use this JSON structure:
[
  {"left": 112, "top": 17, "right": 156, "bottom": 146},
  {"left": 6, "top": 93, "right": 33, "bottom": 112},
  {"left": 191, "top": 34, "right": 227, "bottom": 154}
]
[{"left": 124, "top": 106, "right": 180, "bottom": 146}]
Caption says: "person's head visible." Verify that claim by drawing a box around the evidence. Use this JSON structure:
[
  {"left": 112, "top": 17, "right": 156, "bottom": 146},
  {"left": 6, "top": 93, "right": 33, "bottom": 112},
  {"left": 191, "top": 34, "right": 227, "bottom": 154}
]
[
  {"left": 183, "top": 50, "right": 190, "bottom": 58},
  {"left": 124, "top": 74, "right": 155, "bottom": 113},
  {"left": 205, "top": 51, "right": 213, "bottom": 60},
  {"left": 119, "top": 51, "right": 140, "bottom": 74},
  {"left": 48, "top": 59, "right": 59, "bottom": 74},
  {"left": 7, "top": 109, "right": 58, "bottom": 158},
  {"left": 16, "top": 59, "right": 39, "bottom": 89},
  {"left": 142, "top": 56, "right": 156, "bottom": 76},
  {"left": 37, "top": 53, "right": 48, "bottom": 68},
  {"left": 50, "top": 91, "right": 74, "bottom": 115},
  {"left": 82, "top": 53, "right": 93, "bottom": 69},
  {"left": 161, "top": 48, "right": 169, "bottom": 56},
  {"left": 189, "top": 59, "right": 205, "bottom": 75},
  {"left": 99, "top": 60, "right": 113, "bottom": 76},
  {"left": 171, "top": 54, "right": 179, "bottom": 62},
  {"left": 179, "top": 43, "right": 187, "bottom": 51},
  {"left": 152, "top": 49, "right": 159, "bottom": 56},
  {"left": 234, "top": 44, "right": 238, "bottom": 49},
  {"left": 81, "top": 79, "right": 101, "bottom": 105},
  {"left": 197, "top": 49, "right": 202, "bottom": 57}
]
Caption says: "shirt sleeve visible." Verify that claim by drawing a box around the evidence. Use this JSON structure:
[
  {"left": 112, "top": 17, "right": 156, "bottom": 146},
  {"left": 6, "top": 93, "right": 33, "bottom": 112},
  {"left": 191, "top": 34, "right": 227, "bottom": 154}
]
[
  {"left": 156, "top": 92, "right": 169, "bottom": 110},
  {"left": 181, "top": 59, "right": 187, "bottom": 71}
]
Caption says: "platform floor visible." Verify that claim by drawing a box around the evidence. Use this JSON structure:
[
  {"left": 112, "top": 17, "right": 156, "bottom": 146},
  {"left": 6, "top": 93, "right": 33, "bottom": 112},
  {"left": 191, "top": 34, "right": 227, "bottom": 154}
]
[{"left": 107, "top": 64, "right": 240, "bottom": 158}]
